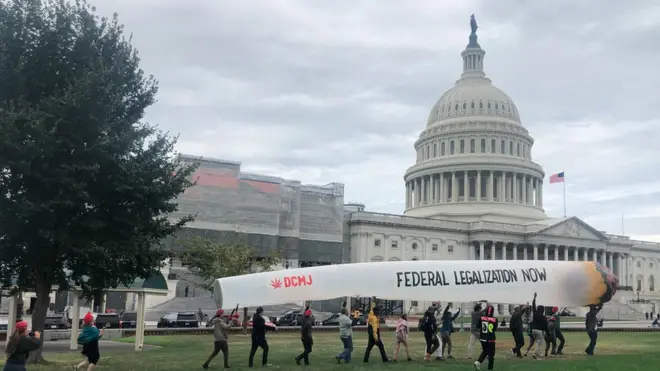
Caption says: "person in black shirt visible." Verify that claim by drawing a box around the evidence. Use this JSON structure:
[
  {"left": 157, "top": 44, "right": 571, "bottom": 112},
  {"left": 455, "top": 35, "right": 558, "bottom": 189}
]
[
  {"left": 509, "top": 306, "right": 525, "bottom": 358},
  {"left": 4, "top": 321, "right": 41, "bottom": 371},
  {"left": 295, "top": 308, "right": 314, "bottom": 365},
  {"left": 248, "top": 307, "right": 274, "bottom": 368},
  {"left": 420, "top": 306, "right": 439, "bottom": 362},
  {"left": 585, "top": 304, "right": 602, "bottom": 355},
  {"left": 473, "top": 305, "right": 497, "bottom": 371},
  {"left": 527, "top": 293, "right": 547, "bottom": 359}
]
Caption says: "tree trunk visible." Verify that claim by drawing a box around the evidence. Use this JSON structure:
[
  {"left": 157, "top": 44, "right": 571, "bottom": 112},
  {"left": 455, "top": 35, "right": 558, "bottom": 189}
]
[{"left": 27, "top": 282, "right": 53, "bottom": 364}]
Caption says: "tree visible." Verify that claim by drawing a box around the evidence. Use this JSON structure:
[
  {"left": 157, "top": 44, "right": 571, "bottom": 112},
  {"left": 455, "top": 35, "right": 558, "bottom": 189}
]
[
  {"left": 178, "top": 235, "right": 283, "bottom": 292},
  {"left": 0, "top": 0, "right": 196, "bottom": 362}
]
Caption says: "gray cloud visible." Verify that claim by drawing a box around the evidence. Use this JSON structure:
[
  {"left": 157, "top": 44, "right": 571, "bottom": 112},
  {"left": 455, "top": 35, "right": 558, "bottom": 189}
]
[{"left": 93, "top": 0, "right": 660, "bottom": 241}]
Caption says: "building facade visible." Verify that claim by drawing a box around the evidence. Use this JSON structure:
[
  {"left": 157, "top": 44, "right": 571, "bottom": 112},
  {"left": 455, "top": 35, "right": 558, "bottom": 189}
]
[{"left": 347, "top": 23, "right": 660, "bottom": 316}]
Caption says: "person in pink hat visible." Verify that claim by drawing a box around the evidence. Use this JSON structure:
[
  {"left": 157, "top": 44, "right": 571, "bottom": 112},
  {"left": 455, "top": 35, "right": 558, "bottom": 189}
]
[
  {"left": 203, "top": 308, "right": 231, "bottom": 369},
  {"left": 3, "top": 321, "right": 41, "bottom": 371},
  {"left": 75, "top": 312, "right": 108, "bottom": 370},
  {"left": 294, "top": 307, "right": 314, "bottom": 366}
]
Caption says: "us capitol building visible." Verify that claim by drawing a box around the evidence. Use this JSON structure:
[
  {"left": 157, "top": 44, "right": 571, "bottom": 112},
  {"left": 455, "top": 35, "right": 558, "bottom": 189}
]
[{"left": 345, "top": 18, "right": 660, "bottom": 316}]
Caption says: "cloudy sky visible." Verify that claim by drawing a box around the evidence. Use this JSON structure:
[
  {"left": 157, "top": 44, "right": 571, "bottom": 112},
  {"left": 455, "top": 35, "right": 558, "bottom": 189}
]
[{"left": 93, "top": 0, "right": 660, "bottom": 242}]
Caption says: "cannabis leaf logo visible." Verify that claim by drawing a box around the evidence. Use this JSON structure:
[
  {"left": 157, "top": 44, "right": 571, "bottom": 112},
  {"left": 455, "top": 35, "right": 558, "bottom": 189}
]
[{"left": 271, "top": 278, "right": 282, "bottom": 289}]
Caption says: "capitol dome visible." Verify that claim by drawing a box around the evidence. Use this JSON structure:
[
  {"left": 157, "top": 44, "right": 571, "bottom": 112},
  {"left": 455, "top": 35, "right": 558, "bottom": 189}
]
[{"left": 403, "top": 17, "right": 547, "bottom": 223}]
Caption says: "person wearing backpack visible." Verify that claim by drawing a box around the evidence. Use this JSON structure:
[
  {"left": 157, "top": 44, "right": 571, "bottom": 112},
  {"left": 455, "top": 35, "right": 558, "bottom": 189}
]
[{"left": 421, "top": 306, "right": 439, "bottom": 362}]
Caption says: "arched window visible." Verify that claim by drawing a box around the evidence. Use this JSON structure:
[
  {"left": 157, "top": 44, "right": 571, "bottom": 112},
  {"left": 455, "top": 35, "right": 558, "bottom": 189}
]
[
  {"left": 637, "top": 261, "right": 642, "bottom": 268},
  {"left": 433, "top": 143, "right": 437, "bottom": 157},
  {"left": 491, "top": 139, "right": 496, "bottom": 153},
  {"left": 450, "top": 141, "right": 455, "bottom": 154},
  {"left": 441, "top": 142, "right": 446, "bottom": 155},
  {"left": 500, "top": 140, "right": 505, "bottom": 154},
  {"left": 426, "top": 145, "right": 430, "bottom": 159},
  {"left": 371, "top": 256, "right": 383, "bottom": 262},
  {"left": 650, "top": 275, "right": 655, "bottom": 291},
  {"left": 481, "top": 139, "right": 486, "bottom": 152},
  {"left": 517, "top": 143, "right": 521, "bottom": 156},
  {"left": 637, "top": 277, "right": 642, "bottom": 291},
  {"left": 509, "top": 141, "right": 513, "bottom": 155},
  {"left": 470, "top": 139, "right": 476, "bottom": 153},
  {"left": 460, "top": 140, "right": 465, "bottom": 153},
  {"left": 412, "top": 243, "right": 418, "bottom": 250}
]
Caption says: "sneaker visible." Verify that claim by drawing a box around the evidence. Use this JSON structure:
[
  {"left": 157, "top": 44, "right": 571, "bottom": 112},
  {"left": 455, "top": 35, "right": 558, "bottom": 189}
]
[
  {"left": 202, "top": 364, "right": 209, "bottom": 370},
  {"left": 510, "top": 349, "right": 515, "bottom": 355},
  {"left": 447, "top": 355, "right": 454, "bottom": 359},
  {"left": 532, "top": 354, "right": 538, "bottom": 359},
  {"left": 556, "top": 351, "right": 564, "bottom": 355},
  {"left": 295, "top": 357, "right": 300, "bottom": 366},
  {"left": 473, "top": 361, "right": 481, "bottom": 370},
  {"left": 335, "top": 356, "right": 341, "bottom": 364},
  {"left": 436, "top": 356, "right": 444, "bottom": 361},
  {"left": 407, "top": 358, "right": 413, "bottom": 362}
]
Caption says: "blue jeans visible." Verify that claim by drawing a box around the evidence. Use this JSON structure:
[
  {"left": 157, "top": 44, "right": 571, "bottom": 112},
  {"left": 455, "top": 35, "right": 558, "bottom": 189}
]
[{"left": 338, "top": 336, "right": 353, "bottom": 363}]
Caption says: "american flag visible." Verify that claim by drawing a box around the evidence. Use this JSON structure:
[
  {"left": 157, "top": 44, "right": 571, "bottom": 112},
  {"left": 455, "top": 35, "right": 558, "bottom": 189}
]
[{"left": 549, "top": 172, "right": 565, "bottom": 184}]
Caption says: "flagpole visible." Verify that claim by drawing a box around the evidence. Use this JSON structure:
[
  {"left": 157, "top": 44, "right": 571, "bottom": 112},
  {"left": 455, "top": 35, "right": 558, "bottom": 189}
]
[
  {"left": 622, "top": 213, "right": 625, "bottom": 235},
  {"left": 562, "top": 171, "right": 566, "bottom": 217}
]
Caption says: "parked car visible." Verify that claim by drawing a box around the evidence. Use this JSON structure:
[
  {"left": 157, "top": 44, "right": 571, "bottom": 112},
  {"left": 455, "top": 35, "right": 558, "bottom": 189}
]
[
  {"left": 275, "top": 310, "right": 302, "bottom": 326},
  {"left": 558, "top": 308, "right": 576, "bottom": 317},
  {"left": 94, "top": 313, "right": 121, "bottom": 329},
  {"left": 157, "top": 312, "right": 200, "bottom": 328},
  {"left": 321, "top": 313, "right": 341, "bottom": 326},
  {"left": 44, "top": 314, "right": 71, "bottom": 329},
  {"left": 120, "top": 312, "right": 140, "bottom": 329}
]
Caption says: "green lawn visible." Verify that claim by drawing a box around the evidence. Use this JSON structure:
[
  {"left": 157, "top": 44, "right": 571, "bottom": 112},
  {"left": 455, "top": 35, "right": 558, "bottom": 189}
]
[{"left": 7, "top": 331, "right": 660, "bottom": 370}]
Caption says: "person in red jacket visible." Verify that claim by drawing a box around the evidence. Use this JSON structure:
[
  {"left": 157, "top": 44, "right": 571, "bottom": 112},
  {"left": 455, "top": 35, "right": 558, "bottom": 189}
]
[{"left": 473, "top": 305, "right": 498, "bottom": 371}]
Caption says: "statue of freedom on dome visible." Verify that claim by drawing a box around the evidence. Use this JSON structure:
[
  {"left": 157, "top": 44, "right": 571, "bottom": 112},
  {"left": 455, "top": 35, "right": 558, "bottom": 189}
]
[{"left": 470, "top": 14, "right": 478, "bottom": 34}]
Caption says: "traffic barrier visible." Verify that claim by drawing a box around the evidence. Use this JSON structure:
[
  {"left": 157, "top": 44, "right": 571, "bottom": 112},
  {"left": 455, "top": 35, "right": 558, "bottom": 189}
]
[{"left": 3, "top": 325, "right": 660, "bottom": 341}]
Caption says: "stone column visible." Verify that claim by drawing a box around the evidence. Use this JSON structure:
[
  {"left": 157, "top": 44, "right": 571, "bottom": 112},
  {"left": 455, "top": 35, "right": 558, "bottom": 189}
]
[
  {"left": 512, "top": 244, "right": 517, "bottom": 260},
  {"left": 499, "top": 172, "right": 505, "bottom": 202},
  {"left": 488, "top": 171, "right": 494, "bottom": 201},
  {"left": 480, "top": 241, "right": 485, "bottom": 260},
  {"left": 533, "top": 244, "right": 539, "bottom": 260},
  {"left": 415, "top": 178, "right": 420, "bottom": 206},
  {"left": 539, "top": 182, "right": 543, "bottom": 208},
  {"left": 521, "top": 174, "right": 527, "bottom": 204},
  {"left": 429, "top": 176, "right": 435, "bottom": 204},
  {"left": 405, "top": 182, "right": 410, "bottom": 208},
  {"left": 608, "top": 252, "right": 613, "bottom": 269},
  {"left": 618, "top": 254, "right": 624, "bottom": 282},
  {"left": 491, "top": 242, "right": 496, "bottom": 260},
  {"left": 476, "top": 171, "right": 482, "bottom": 202},
  {"left": 543, "top": 245, "right": 548, "bottom": 260},
  {"left": 554, "top": 246, "right": 558, "bottom": 260},
  {"left": 563, "top": 246, "right": 569, "bottom": 261},
  {"left": 463, "top": 171, "right": 469, "bottom": 202},
  {"left": 593, "top": 249, "right": 598, "bottom": 262},
  {"left": 439, "top": 173, "right": 444, "bottom": 203},
  {"left": 452, "top": 172, "right": 458, "bottom": 202},
  {"left": 502, "top": 243, "right": 507, "bottom": 260},
  {"left": 523, "top": 245, "right": 528, "bottom": 260},
  {"left": 512, "top": 173, "right": 517, "bottom": 203},
  {"left": 600, "top": 251, "right": 606, "bottom": 266}
]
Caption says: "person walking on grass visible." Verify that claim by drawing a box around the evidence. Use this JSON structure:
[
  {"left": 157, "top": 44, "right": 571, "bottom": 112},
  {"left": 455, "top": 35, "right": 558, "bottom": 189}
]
[
  {"left": 392, "top": 314, "right": 412, "bottom": 362},
  {"left": 202, "top": 308, "right": 231, "bottom": 369},
  {"left": 438, "top": 303, "right": 460, "bottom": 360},
  {"left": 525, "top": 293, "right": 546, "bottom": 359},
  {"left": 473, "top": 305, "right": 498, "bottom": 371},
  {"left": 75, "top": 312, "right": 108, "bottom": 371},
  {"left": 363, "top": 302, "right": 389, "bottom": 363},
  {"left": 585, "top": 304, "right": 602, "bottom": 356},
  {"left": 295, "top": 308, "right": 314, "bottom": 366},
  {"left": 248, "top": 307, "right": 274, "bottom": 368},
  {"left": 420, "top": 305, "right": 439, "bottom": 362},
  {"left": 3, "top": 321, "right": 41, "bottom": 371},
  {"left": 509, "top": 305, "right": 525, "bottom": 358},
  {"left": 466, "top": 303, "right": 482, "bottom": 359},
  {"left": 335, "top": 308, "right": 354, "bottom": 364}
]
